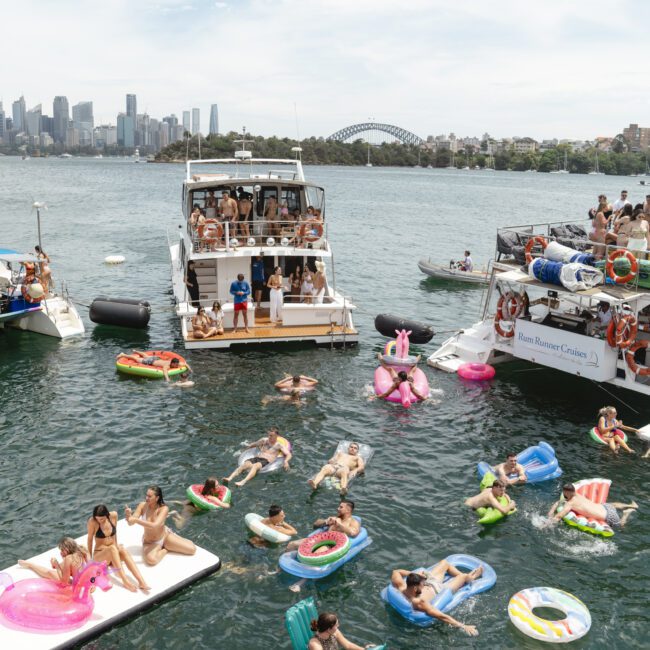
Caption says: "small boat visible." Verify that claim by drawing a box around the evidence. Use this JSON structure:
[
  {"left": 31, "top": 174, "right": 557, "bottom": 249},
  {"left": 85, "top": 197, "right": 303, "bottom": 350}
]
[{"left": 418, "top": 259, "right": 488, "bottom": 284}]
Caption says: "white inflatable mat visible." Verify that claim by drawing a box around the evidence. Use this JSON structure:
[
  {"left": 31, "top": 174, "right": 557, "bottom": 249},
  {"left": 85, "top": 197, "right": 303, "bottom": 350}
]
[
  {"left": 322, "top": 440, "right": 374, "bottom": 489},
  {"left": 0, "top": 519, "right": 220, "bottom": 650}
]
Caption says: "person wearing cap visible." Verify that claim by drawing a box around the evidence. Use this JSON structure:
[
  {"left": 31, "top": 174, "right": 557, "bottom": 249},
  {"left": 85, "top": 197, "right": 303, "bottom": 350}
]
[{"left": 389, "top": 563, "right": 483, "bottom": 636}]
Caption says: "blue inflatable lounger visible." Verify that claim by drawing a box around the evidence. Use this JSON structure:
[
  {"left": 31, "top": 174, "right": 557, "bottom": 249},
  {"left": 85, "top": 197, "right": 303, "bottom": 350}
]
[
  {"left": 279, "top": 517, "right": 372, "bottom": 580},
  {"left": 380, "top": 554, "right": 496, "bottom": 627},
  {"left": 286, "top": 597, "right": 386, "bottom": 650},
  {"left": 477, "top": 441, "right": 562, "bottom": 484}
]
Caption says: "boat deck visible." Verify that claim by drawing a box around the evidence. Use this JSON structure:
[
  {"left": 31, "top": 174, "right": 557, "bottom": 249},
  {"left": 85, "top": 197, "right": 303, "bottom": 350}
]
[{"left": 185, "top": 311, "right": 357, "bottom": 347}]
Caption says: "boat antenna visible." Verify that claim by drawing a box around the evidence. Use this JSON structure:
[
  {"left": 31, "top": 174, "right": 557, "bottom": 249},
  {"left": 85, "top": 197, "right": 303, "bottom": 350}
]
[{"left": 32, "top": 201, "right": 47, "bottom": 253}]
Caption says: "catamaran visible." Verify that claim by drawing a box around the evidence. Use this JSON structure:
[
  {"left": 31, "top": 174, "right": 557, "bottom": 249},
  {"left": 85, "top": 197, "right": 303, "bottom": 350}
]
[
  {"left": 428, "top": 221, "right": 650, "bottom": 396},
  {"left": 168, "top": 148, "right": 358, "bottom": 349}
]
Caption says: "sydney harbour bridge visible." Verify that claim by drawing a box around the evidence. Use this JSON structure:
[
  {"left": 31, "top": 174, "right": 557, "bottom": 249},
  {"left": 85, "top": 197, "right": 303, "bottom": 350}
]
[{"left": 327, "top": 122, "right": 423, "bottom": 146}]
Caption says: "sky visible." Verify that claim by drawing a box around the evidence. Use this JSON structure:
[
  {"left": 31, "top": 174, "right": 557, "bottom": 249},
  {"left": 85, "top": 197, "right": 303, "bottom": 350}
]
[{"left": 2, "top": 0, "right": 649, "bottom": 141}]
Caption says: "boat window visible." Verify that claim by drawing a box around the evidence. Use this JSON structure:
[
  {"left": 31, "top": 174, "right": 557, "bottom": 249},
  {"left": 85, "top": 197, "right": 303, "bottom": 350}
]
[
  {"left": 280, "top": 187, "right": 301, "bottom": 213},
  {"left": 305, "top": 186, "right": 324, "bottom": 212},
  {"left": 255, "top": 186, "right": 279, "bottom": 216}
]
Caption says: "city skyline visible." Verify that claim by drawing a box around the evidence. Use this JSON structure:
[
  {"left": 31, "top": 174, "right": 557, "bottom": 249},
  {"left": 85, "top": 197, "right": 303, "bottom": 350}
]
[{"left": 1, "top": 1, "right": 649, "bottom": 141}]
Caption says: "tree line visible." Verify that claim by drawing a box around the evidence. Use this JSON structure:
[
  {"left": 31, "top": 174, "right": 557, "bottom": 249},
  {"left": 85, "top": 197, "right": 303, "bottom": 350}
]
[{"left": 155, "top": 132, "right": 650, "bottom": 175}]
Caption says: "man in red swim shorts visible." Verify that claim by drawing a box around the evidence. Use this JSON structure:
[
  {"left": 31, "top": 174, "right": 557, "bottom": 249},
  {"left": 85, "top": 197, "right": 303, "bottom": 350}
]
[{"left": 230, "top": 273, "right": 251, "bottom": 333}]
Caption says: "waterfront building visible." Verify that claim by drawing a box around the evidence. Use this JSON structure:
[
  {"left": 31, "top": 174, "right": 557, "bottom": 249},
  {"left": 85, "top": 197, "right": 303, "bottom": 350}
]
[
  {"left": 65, "top": 126, "right": 80, "bottom": 148},
  {"left": 182, "top": 110, "right": 190, "bottom": 134},
  {"left": 622, "top": 123, "right": 650, "bottom": 151},
  {"left": 125, "top": 94, "right": 137, "bottom": 145},
  {"left": 12, "top": 96, "right": 26, "bottom": 133},
  {"left": 25, "top": 104, "right": 42, "bottom": 136},
  {"left": 72, "top": 101, "right": 94, "bottom": 147},
  {"left": 93, "top": 124, "right": 117, "bottom": 148},
  {"left": 191, "top": 107, "right": 200, "bottom": 135},
  {"left": 117, "top": 113, "right": 135, "bottom": 147},
  {"left": 513, "top": 137, "right": 538, "bottom": 153},
  {"left": 0, "top": 102, "right": 5, "bottom": 141},
  {"left": 209, "top": 104, "right": 219, "bottom": 135},
  {"left": 52, "top": 96, "right": 69, "bottom": 144}
]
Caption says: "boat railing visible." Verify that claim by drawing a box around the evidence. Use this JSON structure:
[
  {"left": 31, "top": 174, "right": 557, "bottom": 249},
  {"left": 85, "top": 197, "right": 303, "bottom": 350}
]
[
  {"left": 187, "top": 219, "right": 328, "bottom": 253},
  {"left": 494, "top": 221, "right": 647, "bottom": 293}
]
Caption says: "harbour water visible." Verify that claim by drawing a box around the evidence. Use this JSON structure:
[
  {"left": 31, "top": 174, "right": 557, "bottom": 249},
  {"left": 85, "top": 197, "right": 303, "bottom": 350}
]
[{"left": 0, "top": 158, "right": 648, "bottom": 649}]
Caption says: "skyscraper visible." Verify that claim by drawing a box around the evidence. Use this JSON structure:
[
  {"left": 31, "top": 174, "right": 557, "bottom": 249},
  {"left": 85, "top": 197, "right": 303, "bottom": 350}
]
[
  {"left": 12, "top": 96, "right": 26, "bottom": 133},
  {"left": 126, "top": 94, "right": 137, "bottom": 118},
  {"left": 191, "top": 108, "right": 200, "bottom": 135},
  {"left": 53, "top": 96, "right": 69, "bottom": 144},
  {"left": 25, "top": 104, "right": 42, "bottom": 136},
  {"left": 72, "top": 101, "right": 94, "bottom": 147},
  {"left": 117, "top": 113, "right": 135, "bottom": 148},
  {"left": 0, "top": 102, "right": 5, "bottom": 141},
  {"left": 209, "top": 104, "right": 219, "bottom": 135},
  {"left": 182, "top": 111, "right": 190, "bottom": 134}
]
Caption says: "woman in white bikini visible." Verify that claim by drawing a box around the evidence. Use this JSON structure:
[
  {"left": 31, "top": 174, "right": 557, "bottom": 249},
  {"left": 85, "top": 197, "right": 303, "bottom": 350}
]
[
  {"left": 301, "top": 268, "right": 314, "bottom": 304},
  {"left": 125, "top": 485, "right": 196, "bottom": 566}
]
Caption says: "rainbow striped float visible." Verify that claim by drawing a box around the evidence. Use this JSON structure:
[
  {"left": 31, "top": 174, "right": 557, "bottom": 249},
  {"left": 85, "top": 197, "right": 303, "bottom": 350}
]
[{"left": 508, "top": 586, "right": 591, "bottom": 643}]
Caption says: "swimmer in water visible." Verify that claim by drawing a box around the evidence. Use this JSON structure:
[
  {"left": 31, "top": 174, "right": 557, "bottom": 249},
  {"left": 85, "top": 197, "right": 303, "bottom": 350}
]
[
  {"left": 248, "top": 504, "right": 297, "bottom": 548},
  {"left": 173, "top": 372, "right": 195, "bottom": 388},
  {"left": 275, "top": 374, "right": 318, "bottom": 392},
  {"left": 464, "top": 479, "right": 516, "bottom": 515},
  {"left": 171, "top": 477, "right": 230, "bottom": 528},
  {"left": 261, "top": 388, "right": 304, "bottom": 407},
  {"left": 494, "top": 453, "right": 527, "bottom": 485}
]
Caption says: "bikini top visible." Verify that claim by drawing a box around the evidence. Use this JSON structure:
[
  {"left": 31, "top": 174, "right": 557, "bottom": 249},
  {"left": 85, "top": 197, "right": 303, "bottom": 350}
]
[{"left": 95, "top": 518, "right": 117, "bottom": 539}]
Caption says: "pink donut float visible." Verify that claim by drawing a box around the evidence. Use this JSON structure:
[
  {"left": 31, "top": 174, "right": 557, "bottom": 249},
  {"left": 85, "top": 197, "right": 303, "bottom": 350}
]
[{"left": 457, "top": 362, "right": 495, "bottom": 381}]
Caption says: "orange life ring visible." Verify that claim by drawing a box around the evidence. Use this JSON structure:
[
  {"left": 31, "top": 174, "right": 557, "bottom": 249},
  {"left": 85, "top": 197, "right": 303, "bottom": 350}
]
[
  {"left": 614, "top": 313, "right": 638, "bottom": 349},
  {"left": 498, "top": 292, "right": 523, "bottom": 320},
  {"left": 299, "top": 219, "right": 324, "bottom": 243},
  {"left": 524, "top": 236, "right": 548, "bottom": 265},
  {"left": 606, "top": 319, "right": 616, "bottom": 348},
  {"left": 21, "top": 275, "right": 44, "bottom": 303},
  {"left": 606, "top": 249, "right": 638, "bottom": 284},
  {"left": 494, "top": 312, "right": 515, "bottom": 338},
  {"left": 625, "top": 339, "right": 650, "bottom": 376},
  {"left": 203, "top": 219, "right": 223, "bottom": 244}
]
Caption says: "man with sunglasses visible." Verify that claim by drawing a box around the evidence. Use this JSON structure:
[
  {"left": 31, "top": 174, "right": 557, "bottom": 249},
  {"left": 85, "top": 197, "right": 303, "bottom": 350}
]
[
  {"left": 308, "top": 442, "right": 365, "bottom": 496},
  {"left": 390, "top": 562, "right": 483, "bottom": 636}
]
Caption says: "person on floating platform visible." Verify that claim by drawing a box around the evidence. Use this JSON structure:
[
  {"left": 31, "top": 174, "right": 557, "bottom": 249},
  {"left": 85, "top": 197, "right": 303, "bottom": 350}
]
[
  {"left": 286, "top": 500, "right": 360, "bottom": 552},
  {"left": 18, "top": 537, "right": 89, "bottom": 585},
  {"left": 464, "top": 479, "right": 516, "bottom": 515},
  {"left": 249, "top": 504, "right": 297, "bottom": 548},
  {"left": 548, "top": 483, "right": 638, "bottom": 529},
  {"left": 597, "top": 406, "right": 636, "bottom": 454},
  {"left": 222, "top": 426, "right": 291, "bottom": 488},
  {"left": 390, "top": 563, "right": 483, "bottom": 637},
  {"left": 308, "top": 442, "right": 365, "bottom": 496},
  {"left": 374, "top": 353, "right": 425, "bottom": 402},
  {"left": 116, "top": 350, "right": 189, "bottom": 382},
  {"left": 494, "top": 453, "right": 527, "bottom": 486}
]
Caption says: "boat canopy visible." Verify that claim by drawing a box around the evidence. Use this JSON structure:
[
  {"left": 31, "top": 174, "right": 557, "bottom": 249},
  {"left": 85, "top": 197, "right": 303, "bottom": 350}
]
[{"left": 0, "top": 249, "right": 41, "bottom": 264}]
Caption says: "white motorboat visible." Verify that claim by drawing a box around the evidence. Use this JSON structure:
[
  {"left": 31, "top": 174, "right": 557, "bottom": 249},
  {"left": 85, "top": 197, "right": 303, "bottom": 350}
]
[
  {"left": 418, "top": 259, "right": 489, "bottom": 285},
  {"left": 427, "top": 222, "right": 650, "bottom": 396},
  {"left": 0, "top": 249, "right": 84, "bottom": 339},
  {"left": 169, "top": 149, "right": 358, "bottom": 349}
]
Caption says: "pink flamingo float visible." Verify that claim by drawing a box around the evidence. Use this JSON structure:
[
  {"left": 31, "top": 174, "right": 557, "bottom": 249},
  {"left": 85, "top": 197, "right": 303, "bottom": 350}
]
[
  {"left": 374, "top": 329, "right": 430, "bottom": 408},
  {"left": 0, "top": 560, "right": 112, "bottom": 632}
]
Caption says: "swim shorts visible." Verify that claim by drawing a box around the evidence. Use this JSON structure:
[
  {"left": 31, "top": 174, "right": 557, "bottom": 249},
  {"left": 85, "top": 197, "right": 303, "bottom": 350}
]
[
  {"left": 249, "top": 457, "right": 269, "bottom": 468},
  {"left": 603, "top": 503, "right": 621, "bottom": 527},
  {"left": 234, "top": 302, "right": 248, "bottom": 312},
  {"left": 252, "top": 280, "right": 264, "bottom": 292},
  {"left": 140, "top": 357, "right": 156, "bottom": 366}
]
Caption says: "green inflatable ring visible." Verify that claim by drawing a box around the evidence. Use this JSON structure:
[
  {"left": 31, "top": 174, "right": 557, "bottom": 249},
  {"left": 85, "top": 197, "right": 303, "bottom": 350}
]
[
  {"left": 589, "top": 427, "right": 628, "bottom": 445},
  {"left": 297, "top": 533, "right": 351, "bottom": 566},
  {"left": 186, "top": 484, "right": 231, "bottom": 511}
]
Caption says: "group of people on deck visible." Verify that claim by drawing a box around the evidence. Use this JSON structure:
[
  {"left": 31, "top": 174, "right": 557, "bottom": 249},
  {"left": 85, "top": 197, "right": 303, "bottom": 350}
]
[
  {"left": 189, "top": 187, "right": 324, "bottom": 250},
  {"left": 184, "top": 258, "right": 328, "bottom": 339},
  {"left": 588, "top": 189, "right": 650, "bottom": 258}
]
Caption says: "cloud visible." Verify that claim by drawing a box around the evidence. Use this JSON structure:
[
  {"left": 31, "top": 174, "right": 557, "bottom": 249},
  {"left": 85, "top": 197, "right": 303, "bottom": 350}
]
[{"left": 2, "top": 0, "right": 649, "bottom": 139}]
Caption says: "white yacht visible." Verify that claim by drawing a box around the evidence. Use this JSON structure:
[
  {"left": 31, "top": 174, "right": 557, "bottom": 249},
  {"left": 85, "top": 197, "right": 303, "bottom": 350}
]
[
  {"left": 0, "top": 249, "right": 85, "bottom": 339},
  {"left": 428, "top": 222, "right": 650, "bottom": 396},
  {"left": 169, "top": 153, "right": 358, "bottom": 349},
  {"left": 134, "top": 148, "right": 141, "bottom": 163}
]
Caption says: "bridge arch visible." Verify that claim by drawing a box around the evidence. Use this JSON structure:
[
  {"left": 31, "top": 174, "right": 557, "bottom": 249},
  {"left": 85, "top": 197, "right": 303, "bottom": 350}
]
[{"left": 327, "top": 123, "right": 423, "bottom": 146}]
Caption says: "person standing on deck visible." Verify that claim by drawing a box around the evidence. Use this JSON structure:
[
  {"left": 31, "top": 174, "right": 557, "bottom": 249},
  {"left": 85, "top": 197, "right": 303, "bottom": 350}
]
[{"left": 230, "top": 273, "right": 251, "bottom": 333}]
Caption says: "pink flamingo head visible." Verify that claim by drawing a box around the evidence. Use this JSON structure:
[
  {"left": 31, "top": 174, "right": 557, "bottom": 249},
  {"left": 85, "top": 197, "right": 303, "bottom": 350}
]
[
  {"left": 398, "top": 381, "right": 412, "bottom": 408},
  {"left": 71, "top": 561, "right": 112, "bottom": 602}
]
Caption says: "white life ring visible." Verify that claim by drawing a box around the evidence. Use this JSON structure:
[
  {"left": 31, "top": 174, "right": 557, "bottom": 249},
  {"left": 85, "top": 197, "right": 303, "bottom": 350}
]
[
  {"left": 104, "top": 255, "right": 126, "bottom": 264},
  {"left": 508, "top": 587, "right": 591, "bottom": 643},
  {"left": 244, "top": 512, "right": 292, "bottom": 543}
]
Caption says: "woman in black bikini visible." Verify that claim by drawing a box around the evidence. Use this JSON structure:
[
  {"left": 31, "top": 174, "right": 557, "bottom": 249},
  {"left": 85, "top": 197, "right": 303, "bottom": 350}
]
[{"left": 87, "top": 504, "right": 150, "bottom": 592}]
